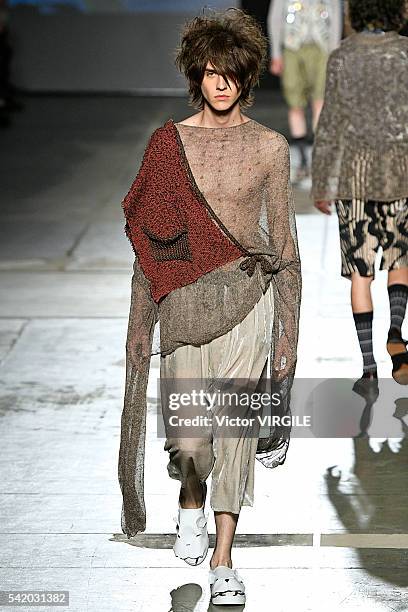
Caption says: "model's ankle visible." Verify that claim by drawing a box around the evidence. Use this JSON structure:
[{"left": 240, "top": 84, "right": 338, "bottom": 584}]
[
  {"left": 179, "top": 482, "right": 206, "bottom": 509},
  {"left": 179, "top": 498, "right": 203, "bottom": 509},
  {"left": 210, "top": 555, "right": 232, "bottom": 570},
  {"left": 388, "top": 326, "right": 403, "bottom": 339}
]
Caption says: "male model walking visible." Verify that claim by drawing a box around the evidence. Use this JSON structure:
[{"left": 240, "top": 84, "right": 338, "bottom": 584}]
[
  {"left": 119, "top": 8, "right": 302, "bottom": 605},
  {"left": 312, "top": 0, "right": 408, "bottom": 387},
  {"left": 267, "top": 0, "right": 342, "bottom": 183}
]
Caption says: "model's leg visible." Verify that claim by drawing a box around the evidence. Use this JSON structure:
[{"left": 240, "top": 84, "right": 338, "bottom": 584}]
[
  {"left": 351, "top": 271, "right": 374, "bottom": 312},
  {"left": 164, "top": 436, "right": 212, "bottom": 565},
  {"left": 161, "top": 342, "right": 214, "bottom": 566},
  {"left": 179, "top": 472, "right": 206, "bottom": 508},
  {"left": 334, "top": 199, "right": 379, "bottom": 376},
  {"left": 210, "top": 512, "right": 238, "bottom": 569},
  {"left": 288, "top": 108, "right": 308, "bottom": 171},
  {"left": 351, "top": 272, "right": 377, "bottom": 375},
  {"left": 387, "top": 268, "right": 408, "bottom": 288},
  {"left": 163, "top": 434, "right": 214, "bottom": 509},
  {"left": 288, "top": 106, "right": 307, "bottom": 138},
  {"left": 378, "top": 199, "right": 408, "bottom": 381},
  {"left": 282, "top": 48, "right": 306, "bottom": 137},
  {"left": 386, "top": 270, "right": 408, "bottom": 337},
  {"left": 379, "top": 199, "right": 408, "bottom": 335},
  {"left": 282, "top": 47, "right": 309, "bottom": 176},
  {"left": 161, "top": 345, "right": 214, "bottom": 508},
  {"left": 209, "top": 409, "right": 264, "bottom": 570},
  {"left": 208, "top": 284, "right": 273, "bottom": 570}
]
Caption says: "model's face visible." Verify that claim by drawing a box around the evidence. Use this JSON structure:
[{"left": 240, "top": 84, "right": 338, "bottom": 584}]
[{"left": 201, "top": 61, "right": 242, "bottom": 111}]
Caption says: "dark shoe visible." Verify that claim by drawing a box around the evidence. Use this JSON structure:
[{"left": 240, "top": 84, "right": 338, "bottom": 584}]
[
  {"left": 352, "top": 369, "right": 379, "bottom": 402},
  {"left": 386, "top": 327, "right": 408, "bottom": 385}
]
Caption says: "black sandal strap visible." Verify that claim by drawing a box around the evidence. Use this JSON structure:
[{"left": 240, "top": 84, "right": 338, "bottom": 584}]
[
  {"left": 391, "top": 351, "right": 408, "bottom": 373},
  {"left": 387, "top": 337, "right": 408, "bottom": 346},
  {"left": 387, "top": 328, "right": 408, "bottom": 345}
]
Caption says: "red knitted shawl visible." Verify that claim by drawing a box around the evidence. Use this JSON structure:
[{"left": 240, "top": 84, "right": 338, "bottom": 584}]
[{"left": 122, "top": 119, "right": 255, "bottom": 303}]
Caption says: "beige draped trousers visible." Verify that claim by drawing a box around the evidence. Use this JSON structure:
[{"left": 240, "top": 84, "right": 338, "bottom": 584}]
[{"left": 160, "top": 281, "right": 274, "bottom": 514}]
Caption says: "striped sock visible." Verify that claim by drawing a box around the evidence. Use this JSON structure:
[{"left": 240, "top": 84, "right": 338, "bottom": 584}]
[
  {"left": 387, "top": 283, "right": 408, "bottom": 335},
  {"left": 353, "top": 311, "right": 377, "bottom": 374}
]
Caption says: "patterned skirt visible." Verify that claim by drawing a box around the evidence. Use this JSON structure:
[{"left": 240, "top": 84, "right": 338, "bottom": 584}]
[{"left": 334, "top": 198, "right": 408, "bottom": 278}]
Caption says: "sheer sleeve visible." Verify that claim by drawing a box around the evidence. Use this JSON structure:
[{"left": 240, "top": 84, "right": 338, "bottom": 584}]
[
  {"left": 118, "top": 255, "right": 159, "bottom": 537},
  {"left": 267, "top": 135, "right": 302, "bottom": 383},
  {"left": 311, "top": 50, "right": 346, "bottom": 201},
  {"left": 256, "top": 134, "right": 302, "bottom": 465}
]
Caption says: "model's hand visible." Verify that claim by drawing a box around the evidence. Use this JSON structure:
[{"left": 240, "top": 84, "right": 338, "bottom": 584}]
[
  {"left": 314, "top": 200, "right": 333, "bottom": 215},
  {"left": 269, "top": 57, "right": 284, "bottom": 76}
]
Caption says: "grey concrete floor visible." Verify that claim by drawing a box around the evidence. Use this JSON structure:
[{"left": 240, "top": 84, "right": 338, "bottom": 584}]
[{"left": 0, "top": 94, "right": 407, "bottom": 611}]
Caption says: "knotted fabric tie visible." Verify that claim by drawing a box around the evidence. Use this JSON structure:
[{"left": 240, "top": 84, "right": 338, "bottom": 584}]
[{"left": 239, "top": 254, "right": 275, "bottom": 278}]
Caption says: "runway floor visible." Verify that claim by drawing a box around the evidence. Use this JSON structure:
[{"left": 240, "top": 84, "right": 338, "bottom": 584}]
[{"left": 0, "top": 93, "right": 407, "bottom": 611}]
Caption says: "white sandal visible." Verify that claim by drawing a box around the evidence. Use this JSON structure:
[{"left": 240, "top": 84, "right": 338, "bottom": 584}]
[
  {"left": 173, "top": 482, "right": 209, "bottom": 566},
  {"left": 208, "top": 565, "right": 246, "bottom": 605}
]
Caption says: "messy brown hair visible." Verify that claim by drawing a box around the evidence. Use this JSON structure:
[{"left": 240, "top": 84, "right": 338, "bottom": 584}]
[{"left": 174, "top": 7, "right": 268, "bottom": 110}]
